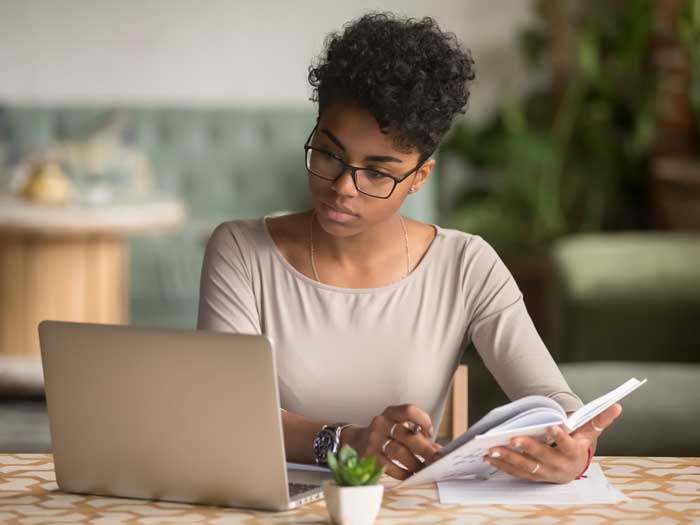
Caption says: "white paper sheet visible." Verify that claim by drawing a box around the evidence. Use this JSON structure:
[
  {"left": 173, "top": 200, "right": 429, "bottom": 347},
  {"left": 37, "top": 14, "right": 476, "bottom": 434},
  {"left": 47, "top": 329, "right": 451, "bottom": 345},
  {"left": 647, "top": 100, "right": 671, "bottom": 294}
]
[{"left": 437, "top": 463, "right": 628, "bottom": 505}]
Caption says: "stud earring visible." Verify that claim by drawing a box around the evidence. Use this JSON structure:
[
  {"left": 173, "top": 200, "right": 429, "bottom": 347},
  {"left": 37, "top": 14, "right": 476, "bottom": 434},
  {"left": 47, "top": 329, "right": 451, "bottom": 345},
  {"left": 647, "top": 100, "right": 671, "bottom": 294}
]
[{"left": 408, "top": 187, "right": 416, "bottom": 194}]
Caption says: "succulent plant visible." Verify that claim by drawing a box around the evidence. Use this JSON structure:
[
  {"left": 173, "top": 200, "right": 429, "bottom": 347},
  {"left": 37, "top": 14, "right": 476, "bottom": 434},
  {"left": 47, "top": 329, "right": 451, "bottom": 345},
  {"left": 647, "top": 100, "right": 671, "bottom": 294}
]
[{"left": 326, "top": 444, "right": 385, "bottom": 486}]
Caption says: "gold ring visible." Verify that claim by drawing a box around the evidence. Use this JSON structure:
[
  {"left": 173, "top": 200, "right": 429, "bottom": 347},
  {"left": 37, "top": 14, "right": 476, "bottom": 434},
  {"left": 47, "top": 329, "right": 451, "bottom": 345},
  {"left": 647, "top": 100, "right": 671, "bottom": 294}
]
[
  {"left": 389, "top": 423, "right": 398, "bottom": 439},
  {"left": 382, "top": 438, "right": 392, "bottom": 457},
  {"left": 531, "top": 462, "right": 540, "bottom": 474}
]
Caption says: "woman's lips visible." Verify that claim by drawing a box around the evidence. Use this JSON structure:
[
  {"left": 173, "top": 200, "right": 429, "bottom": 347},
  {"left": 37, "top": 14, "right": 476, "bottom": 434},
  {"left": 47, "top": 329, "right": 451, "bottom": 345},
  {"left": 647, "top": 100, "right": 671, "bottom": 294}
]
[{"left": 319, "top": 201, "right": 358, "bottom": 223}]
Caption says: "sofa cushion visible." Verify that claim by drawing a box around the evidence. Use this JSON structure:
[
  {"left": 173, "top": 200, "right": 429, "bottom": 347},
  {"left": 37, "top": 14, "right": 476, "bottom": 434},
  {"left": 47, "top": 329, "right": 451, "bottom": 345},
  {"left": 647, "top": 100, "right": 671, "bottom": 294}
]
[
  {"left": 560, "top": 361, "right": 700, "bottom": 457},
  {"left": 548, "top": 233, "right": 700, "bottom": 363}
]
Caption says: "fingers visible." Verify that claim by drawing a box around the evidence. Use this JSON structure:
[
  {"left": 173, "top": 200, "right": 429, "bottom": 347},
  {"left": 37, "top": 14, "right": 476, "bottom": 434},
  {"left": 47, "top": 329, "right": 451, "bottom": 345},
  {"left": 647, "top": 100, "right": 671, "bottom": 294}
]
[
  {"left": 487, "top": 457, "right": 542, "bottom": 482},
  {"left": 391, "top": 422, "right": 440, "bottom": 463},
  {"left": 507, "top": 435, "right": 561, "bottom": 467},
  {"left": 487, "top": 427, "right": 593, "bottom": 483},
  {"left": 381, "top": 457, "right": 412, "bottom": 480},
  {"left": 484, "top": 447, "right": 546, "bottom": 482},
  {"left": 594, "top": 403, "right": 622, "bottom": 431},
  {"left": 382, "top": 404, "right": 434, "bottom": 439},
  {"left": 365, "top": 416, "right": 428, "bottom": 476},
  {"left": 548, "top": 425, "right": 579, "bottom": 457},
  {"left": 574, "top": 403, "right": 623, "bottom": 440},
  {"left": 382, "top": 437, "right": 422, "bottom": 473},
  {"left": 368, "top": 404, "right": 440, "bottom": 480}
]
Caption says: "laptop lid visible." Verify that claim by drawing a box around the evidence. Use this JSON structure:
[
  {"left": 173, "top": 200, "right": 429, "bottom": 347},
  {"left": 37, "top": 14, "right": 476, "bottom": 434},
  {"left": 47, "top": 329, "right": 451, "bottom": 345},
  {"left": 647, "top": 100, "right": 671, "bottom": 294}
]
[{"left": 39, "top": 320, "right": 294, "bottom": 511}]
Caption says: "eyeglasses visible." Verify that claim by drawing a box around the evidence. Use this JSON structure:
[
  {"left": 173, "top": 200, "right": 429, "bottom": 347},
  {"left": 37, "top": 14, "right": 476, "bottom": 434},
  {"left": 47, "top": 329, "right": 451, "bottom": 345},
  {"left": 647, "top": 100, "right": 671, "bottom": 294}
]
[{"left": 303, "top": 122, "right": 430, "bottom": 199}]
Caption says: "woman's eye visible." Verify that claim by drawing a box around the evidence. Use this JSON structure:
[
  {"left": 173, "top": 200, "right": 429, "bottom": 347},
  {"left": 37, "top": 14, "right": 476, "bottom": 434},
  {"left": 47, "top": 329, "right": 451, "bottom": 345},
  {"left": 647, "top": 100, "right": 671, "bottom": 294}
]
[
  {"left": 366, "top": 170, "right": 390, "bottom": 179},
  {"left": 321, "top": 150, "right": 343, "bottom": 162}
]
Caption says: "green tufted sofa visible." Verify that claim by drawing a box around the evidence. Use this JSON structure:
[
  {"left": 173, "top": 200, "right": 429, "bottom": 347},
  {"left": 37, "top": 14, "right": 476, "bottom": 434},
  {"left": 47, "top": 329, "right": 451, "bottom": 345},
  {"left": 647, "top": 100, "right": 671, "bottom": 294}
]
[
  {"left": 460, "top": 232, "right": 700, "bottom": 456},
  {"left": 0, "top": 105, "right": 437, "bottom": 330},
  {"left": 548, "top": 233, "right": 700, "bottom": 456}
]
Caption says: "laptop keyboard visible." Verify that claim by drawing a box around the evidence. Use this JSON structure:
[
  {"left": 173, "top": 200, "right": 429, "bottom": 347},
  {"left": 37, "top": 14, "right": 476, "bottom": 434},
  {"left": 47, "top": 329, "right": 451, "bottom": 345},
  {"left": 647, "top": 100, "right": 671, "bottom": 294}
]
[{"left": 289, "top": 482, "right": 320, "bottom": 497}]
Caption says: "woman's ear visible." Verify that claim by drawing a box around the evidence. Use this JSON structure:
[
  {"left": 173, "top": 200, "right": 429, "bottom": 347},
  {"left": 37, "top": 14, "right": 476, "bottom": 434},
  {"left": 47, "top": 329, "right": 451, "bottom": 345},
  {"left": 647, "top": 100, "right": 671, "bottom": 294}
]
[{"left": 407, "top": 158, "right": 436, "bottom": 194}]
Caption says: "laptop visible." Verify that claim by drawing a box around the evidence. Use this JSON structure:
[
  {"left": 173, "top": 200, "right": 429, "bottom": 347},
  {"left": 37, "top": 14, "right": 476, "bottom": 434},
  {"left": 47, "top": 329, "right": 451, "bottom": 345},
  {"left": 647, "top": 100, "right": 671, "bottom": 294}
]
[{"left": 38, "top": 320, "right": 330, "bottom": 511}]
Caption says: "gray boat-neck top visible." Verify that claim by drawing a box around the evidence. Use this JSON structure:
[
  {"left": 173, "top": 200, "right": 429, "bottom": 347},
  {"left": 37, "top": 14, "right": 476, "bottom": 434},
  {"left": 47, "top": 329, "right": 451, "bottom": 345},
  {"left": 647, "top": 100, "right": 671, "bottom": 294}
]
[{"left": 196, "top": 216, "right": 583, "bottom": 431}]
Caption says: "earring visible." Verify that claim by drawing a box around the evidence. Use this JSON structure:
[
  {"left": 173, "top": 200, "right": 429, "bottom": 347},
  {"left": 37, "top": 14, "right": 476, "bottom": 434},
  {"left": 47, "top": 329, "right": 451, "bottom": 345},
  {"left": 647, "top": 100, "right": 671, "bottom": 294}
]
[{"left": 409, "top": 187, "right": 416, "bottom": 194}]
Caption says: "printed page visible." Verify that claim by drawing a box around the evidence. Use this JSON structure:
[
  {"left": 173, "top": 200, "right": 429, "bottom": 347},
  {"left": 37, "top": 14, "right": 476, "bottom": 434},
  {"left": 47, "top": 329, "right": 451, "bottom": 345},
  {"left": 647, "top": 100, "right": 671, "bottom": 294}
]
[{"left": 437, "top": 463, "right": 628, "bottom": 505}]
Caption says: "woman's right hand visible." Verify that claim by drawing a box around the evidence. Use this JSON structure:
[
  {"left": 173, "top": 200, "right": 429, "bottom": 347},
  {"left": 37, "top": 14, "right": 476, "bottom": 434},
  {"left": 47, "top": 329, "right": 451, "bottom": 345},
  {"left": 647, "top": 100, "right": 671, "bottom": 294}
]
[{"left": 340, "top": 404, "right": 443, "bottom": 480}]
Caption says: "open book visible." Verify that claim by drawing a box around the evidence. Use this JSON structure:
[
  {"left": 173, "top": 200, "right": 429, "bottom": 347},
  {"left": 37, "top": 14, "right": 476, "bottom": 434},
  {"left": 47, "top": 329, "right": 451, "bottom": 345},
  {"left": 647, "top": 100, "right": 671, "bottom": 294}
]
[{"left": 398, "top": 377, "right": 647, "bottom": 488}]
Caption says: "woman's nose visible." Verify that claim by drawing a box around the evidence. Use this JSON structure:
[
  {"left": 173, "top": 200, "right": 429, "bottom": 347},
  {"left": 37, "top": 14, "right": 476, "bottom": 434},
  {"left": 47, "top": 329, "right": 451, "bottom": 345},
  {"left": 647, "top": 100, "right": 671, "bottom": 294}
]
[{"left": 331, "top": 168, "right": 359, "bottom": 197}]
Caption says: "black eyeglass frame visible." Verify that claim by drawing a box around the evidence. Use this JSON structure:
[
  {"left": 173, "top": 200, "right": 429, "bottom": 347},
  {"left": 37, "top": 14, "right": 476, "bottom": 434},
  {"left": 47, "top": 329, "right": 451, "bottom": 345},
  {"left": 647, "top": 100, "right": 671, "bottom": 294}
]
[{"left": 303, "top": 122, "right": 432, "bottom": 199}]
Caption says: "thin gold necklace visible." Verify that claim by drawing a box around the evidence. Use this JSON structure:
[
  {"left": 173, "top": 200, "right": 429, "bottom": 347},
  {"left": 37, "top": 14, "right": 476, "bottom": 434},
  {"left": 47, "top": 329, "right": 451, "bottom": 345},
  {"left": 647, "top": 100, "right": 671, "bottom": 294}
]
[{"left": 309, "top": 209, "right": 411, "bottom": 285}]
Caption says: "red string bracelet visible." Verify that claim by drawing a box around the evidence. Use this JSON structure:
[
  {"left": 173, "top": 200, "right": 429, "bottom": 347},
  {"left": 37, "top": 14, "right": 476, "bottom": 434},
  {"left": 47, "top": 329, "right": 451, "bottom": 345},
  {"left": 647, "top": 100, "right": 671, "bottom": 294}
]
[{"left": 575, "top": 446, "right": 593, "bottom": 480}]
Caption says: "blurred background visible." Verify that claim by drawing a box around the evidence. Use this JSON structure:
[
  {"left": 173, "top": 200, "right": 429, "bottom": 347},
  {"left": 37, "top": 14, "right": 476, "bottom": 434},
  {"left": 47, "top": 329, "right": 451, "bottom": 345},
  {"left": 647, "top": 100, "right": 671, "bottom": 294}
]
[{"left": 0, "top": 0, "right": 698, "bottom": 457}]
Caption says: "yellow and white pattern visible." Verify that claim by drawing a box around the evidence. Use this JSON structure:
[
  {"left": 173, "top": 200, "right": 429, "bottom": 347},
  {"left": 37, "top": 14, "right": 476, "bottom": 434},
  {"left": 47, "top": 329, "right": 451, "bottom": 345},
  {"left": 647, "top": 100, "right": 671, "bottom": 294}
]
[{"left": 0, "top": 455, "right": 698, "bottom": 524}]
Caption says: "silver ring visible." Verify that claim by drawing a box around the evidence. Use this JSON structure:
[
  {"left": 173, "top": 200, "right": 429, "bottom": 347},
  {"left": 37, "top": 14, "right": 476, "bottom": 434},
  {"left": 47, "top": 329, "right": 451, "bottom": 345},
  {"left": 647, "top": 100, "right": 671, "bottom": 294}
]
[
  {"left": 592, "top": 422, "right": 604, "bottom": 432},
  {"left": 406, "top": 421, "right": 422, "bottom": 435},
  {"left": 531, "top": 462, "right": 540, "bottom": 474},
  {"left": 382, "top": 438, "right": 392, "bottom": 457},
  {"left": 389, "top": 423, "right": 398, "bottom": 439}
]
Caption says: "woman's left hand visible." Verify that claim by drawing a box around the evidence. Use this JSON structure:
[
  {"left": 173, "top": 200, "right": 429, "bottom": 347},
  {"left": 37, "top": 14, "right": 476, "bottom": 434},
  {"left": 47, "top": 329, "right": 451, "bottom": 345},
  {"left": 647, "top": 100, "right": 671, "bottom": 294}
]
[{"left": 483, "top": 403, "right": 622, "bottom": 483}]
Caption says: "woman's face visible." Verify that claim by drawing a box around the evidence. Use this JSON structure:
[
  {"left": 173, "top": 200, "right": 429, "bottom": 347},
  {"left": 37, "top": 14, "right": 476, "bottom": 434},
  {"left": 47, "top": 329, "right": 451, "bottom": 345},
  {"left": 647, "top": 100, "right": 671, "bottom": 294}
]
[{"left": 307, "top": 100, "right": 434, "bottom": 238}]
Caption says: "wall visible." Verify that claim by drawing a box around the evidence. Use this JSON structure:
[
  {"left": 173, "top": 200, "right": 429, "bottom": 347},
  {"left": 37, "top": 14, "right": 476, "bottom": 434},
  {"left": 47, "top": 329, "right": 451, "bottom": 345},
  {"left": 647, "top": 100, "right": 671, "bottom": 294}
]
[{"left": 0, "top": 0, "right": 536, "bottom": 121}]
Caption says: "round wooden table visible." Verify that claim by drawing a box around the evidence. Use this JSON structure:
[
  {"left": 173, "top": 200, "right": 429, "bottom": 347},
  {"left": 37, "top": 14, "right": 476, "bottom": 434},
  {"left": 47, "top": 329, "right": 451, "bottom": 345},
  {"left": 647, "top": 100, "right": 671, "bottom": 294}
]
[{"left": 0, "top": 196, "right": 186, "bottom": 363}]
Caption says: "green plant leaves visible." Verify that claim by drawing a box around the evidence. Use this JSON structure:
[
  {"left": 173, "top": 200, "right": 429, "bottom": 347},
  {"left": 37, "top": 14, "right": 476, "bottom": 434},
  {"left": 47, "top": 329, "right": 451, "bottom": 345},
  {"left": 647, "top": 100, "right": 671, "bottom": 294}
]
[
  {"left": 439, "top": 1, "right": 657, "bottom": 256},
  {"left": 326, "top": 445, "right": 386, "bottom": 487},
  {"left": 338, "top": 444, "right": 355, "bottom": 463}
]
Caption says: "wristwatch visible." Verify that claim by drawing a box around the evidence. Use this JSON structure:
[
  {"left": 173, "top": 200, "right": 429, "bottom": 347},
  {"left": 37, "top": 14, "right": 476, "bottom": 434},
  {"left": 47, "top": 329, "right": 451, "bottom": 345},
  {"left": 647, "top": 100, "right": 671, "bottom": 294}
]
[{"left": 312, "top": 423, "right": 353, "bottom": 466}]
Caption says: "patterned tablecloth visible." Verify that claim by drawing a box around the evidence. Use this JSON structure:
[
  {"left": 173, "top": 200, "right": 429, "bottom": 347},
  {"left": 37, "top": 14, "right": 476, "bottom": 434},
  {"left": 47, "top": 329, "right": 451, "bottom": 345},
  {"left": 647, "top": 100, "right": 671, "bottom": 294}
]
[{"left": 0, "top": 455, "right": 698, "bottom": 524}]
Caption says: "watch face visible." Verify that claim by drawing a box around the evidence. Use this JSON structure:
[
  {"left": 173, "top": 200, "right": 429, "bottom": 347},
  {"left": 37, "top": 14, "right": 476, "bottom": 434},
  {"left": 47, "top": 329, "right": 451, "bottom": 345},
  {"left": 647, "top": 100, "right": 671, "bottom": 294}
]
[{"left": 313, "top": 428, "right": 337, "bottom": 463}]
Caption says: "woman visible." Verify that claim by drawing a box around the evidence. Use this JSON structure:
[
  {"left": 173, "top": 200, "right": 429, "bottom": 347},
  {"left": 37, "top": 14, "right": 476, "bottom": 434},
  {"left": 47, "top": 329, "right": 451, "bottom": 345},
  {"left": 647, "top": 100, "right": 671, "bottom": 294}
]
[{"left": 197, "top": 12, "right": 621, "bottom": 483}]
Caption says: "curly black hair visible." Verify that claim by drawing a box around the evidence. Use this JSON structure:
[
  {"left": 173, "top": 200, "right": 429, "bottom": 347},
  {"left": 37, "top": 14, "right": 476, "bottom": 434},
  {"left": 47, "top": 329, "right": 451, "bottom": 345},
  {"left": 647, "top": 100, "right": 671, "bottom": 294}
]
[{"left": 308, "top": 12, "right": 476, "bottom": 158}]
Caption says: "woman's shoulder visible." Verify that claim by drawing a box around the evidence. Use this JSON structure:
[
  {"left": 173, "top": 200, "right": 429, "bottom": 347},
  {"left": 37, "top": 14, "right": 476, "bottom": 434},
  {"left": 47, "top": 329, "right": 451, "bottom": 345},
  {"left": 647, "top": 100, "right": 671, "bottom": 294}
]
[
  {"left": 425, "top": 222, "right": 502, "bottom": 265},
  {"left": 207, "top": 216, "right": 266, "bottom": 248},
  {"left": 204, "top": 215, "right": 285, "bottom": 269},
  {"left": 206, "top": 211, "right": 309, "bottom": 261}
]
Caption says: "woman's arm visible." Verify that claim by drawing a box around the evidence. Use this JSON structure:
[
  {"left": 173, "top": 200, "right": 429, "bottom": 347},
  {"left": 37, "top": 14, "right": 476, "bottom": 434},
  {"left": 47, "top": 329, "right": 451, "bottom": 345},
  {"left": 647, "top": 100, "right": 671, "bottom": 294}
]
[
  {"left": 198, "top": 223, "right": 354, "bottom": 465},
  {"left": 461, "top": 237, "right": 622, "bottom": 482},
  {"left": 283, "top": 404, "right": 442, "bottom": 475},
  {"left": 283, "top": 410, "right": 340, "bottom": 464},
  {"left": 463, "top": 237, "right": 583, "bottom": 412},
  {"left": 198, "top": 223, "right": 303, "bottom": 456},
  {"left": 197, "top": 222, "right": 261, "bottom": 334}
]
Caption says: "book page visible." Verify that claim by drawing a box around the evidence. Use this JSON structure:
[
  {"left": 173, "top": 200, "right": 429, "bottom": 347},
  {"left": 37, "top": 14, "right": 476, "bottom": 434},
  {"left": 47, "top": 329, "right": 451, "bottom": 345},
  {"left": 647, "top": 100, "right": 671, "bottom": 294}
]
[
  {"left": 399, "top": 420, "right": 567, "bottom": 488},
  {"left": 438, "top": 395, "right": 565, "bottom": 456},
  {"left": 566, "top": 378, "right": 648, "bottom": 432},
  {"left": 398, "top": 377, "right": 648, "bottom": 488},
  {"left": 484, "top": 406, "right": 565, "bottom": 435}
]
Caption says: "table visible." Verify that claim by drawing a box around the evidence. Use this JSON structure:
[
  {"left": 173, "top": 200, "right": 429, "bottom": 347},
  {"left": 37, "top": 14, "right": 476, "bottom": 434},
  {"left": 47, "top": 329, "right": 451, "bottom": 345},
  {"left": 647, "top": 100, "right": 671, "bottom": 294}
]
[
  {"left": 0, "top": 196, "right": 185, "bottom": 362},
  {"left": 0, "top": 455, "right": 698, "bottom": 524}
]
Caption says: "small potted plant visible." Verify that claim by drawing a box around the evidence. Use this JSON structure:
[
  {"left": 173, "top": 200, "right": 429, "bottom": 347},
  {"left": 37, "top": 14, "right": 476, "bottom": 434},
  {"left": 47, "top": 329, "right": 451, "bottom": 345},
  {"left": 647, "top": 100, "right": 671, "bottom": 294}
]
[{"left": 322, "top": 444, "right": 386, "bottom": 525}]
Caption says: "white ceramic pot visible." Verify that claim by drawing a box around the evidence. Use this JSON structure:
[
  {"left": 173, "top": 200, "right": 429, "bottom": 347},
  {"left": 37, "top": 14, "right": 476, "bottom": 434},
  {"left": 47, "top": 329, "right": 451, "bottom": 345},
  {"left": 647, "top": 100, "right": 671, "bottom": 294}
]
[{"left": 322, "top": 480, "right": 384, "bottom": 525}]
